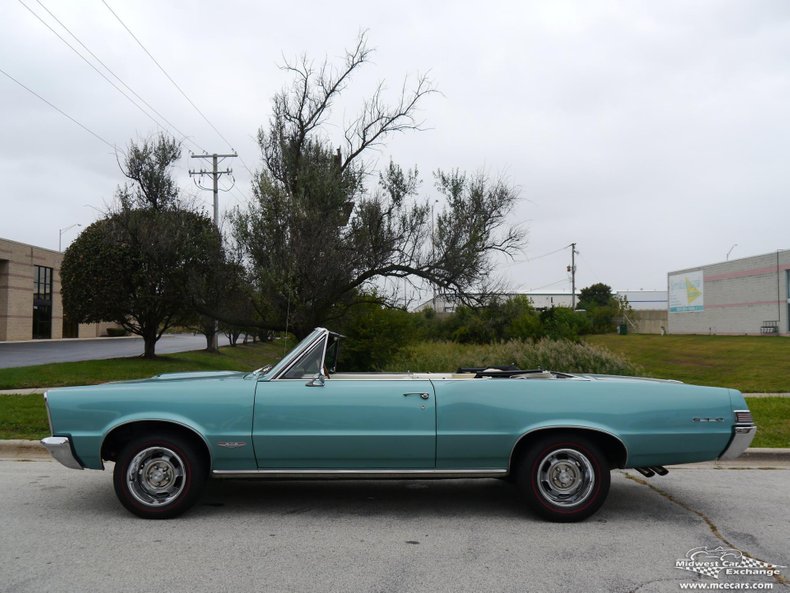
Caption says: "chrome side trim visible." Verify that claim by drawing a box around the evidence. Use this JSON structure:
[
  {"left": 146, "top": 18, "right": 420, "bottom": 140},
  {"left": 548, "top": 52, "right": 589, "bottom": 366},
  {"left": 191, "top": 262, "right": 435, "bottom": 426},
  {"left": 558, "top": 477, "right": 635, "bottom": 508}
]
[
  {"left": 719, "top": 425, "right": 757, "bottom": 460},
  {"left": 41, "top": 436, "right": 84, "bottom": 470},
  {"left": 212, "top": 468, "right": 508, "bottom": 479}
]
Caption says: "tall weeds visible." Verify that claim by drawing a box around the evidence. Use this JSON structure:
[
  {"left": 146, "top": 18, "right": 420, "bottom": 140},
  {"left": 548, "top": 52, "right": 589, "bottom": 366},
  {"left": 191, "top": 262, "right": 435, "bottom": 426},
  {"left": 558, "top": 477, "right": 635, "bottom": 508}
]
[{"left": 386, "top": 339, "right": 641, "bottom": 376}]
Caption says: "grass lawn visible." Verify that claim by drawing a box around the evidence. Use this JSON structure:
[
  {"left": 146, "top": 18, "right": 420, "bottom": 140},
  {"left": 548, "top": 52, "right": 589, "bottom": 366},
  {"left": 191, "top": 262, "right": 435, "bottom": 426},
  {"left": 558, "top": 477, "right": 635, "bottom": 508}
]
[
  {"left": 0, "top": 395, "right": 50, "bottom": 440},
  {"left": 0, "top": 340, "right": 292, "bottom": 390},
  {"left": 585, "top": 334, "right": 790, "bottom": 393},
  {"left": 745, "top": 398, "right": 790, "bottom": 448}
]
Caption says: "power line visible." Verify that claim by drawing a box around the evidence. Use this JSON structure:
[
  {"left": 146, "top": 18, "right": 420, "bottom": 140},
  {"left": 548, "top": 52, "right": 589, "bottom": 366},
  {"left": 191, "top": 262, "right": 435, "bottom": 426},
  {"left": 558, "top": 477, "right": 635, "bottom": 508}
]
[
  {"left": 501, "top": 243, "right": 571, "bottom": 270},
  {"left": 17, "top": 0, "right": 180, "bottom": 144},
  {"left": 31, "top": 0, "right": 207, "bottom": 154},
  {"left": 0, "top": 65, "right": 115, "bottom": 149},
  {"left": 102, "top": 0, "right": 237, "bottom": 153},
  {"left": 523, "top": 278, "right": 571, "bottom": 292},
  {"left": 527, "top": 244, "right": 572, "bottom": 262}
]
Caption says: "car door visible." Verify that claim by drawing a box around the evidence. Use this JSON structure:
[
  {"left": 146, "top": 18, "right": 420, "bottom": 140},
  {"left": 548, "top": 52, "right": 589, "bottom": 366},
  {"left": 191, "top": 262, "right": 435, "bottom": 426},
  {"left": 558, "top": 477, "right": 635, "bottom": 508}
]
[{"left": 252, "top": 377, "right": 436, "bottom": 469}]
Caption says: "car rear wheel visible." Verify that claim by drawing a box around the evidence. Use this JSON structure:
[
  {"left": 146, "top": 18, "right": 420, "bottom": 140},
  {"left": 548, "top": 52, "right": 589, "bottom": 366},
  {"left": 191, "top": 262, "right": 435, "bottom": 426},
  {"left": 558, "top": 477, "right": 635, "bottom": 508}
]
[
  {"left": 113, "top": 433, "right": 206, "bottom": 519},
  {"left": 517, "top": 433, "right": 610, "bottom": 522}
]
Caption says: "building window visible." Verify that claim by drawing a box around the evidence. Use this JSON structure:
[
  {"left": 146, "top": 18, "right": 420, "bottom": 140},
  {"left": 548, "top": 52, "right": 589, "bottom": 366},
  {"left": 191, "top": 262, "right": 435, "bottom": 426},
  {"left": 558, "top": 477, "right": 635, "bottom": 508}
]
[{"left": 33, "top": 265, "right": 53, "bottom": 339}]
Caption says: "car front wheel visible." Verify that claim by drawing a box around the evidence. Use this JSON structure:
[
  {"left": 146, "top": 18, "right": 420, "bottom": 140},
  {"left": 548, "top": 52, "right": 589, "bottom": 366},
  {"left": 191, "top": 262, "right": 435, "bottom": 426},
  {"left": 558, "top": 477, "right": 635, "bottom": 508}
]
[
  {"left": 517, "top": 434, "right": 610, "bottom": 522},
  {"left": 113, "top": 433, "right": 206, "bottom": 519}
]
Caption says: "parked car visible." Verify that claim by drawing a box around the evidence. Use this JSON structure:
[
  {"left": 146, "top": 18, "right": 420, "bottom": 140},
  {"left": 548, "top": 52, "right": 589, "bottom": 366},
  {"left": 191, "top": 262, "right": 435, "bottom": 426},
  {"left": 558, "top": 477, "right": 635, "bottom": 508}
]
[{"left": 42, "top": 327, "right": 756, "bottom": 521}]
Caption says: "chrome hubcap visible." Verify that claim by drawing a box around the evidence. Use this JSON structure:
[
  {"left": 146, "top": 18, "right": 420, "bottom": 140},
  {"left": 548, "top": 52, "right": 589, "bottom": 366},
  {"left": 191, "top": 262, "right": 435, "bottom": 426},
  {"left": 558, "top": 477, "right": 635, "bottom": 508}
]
[
  {"left": 536, "top": 448, "right": 595, "bottom": 507},
  {"left": 127, "top": 446, "right": 186, "bottom": 507}
]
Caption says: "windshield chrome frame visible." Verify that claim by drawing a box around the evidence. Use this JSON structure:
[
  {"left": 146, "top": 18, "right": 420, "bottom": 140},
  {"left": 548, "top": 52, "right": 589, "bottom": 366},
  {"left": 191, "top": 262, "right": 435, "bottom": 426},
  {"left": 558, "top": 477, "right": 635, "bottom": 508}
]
[{"left": 259, "top": 328, "right": 328, "bottom": 381}]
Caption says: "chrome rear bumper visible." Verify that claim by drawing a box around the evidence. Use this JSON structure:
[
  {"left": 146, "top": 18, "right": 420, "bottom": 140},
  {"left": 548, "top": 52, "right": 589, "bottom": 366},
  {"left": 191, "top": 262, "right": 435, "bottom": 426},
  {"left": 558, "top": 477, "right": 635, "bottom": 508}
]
[
  {"left": 718, "top": 425, "right": 757, "bottom": 460},
  {"left": 41, "top": 436, "right": 84, "bottom": 470}
]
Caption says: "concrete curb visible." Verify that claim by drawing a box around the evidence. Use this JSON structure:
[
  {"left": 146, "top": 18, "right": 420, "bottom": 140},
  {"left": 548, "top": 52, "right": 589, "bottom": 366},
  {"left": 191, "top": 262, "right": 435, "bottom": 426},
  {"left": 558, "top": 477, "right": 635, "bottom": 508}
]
[
  {"left": 738, "top": 447, "right": 790, "bottom": 462},
  {"left": 0, "top": 440, "right": 50, "bottom": 458},
  {"left": 1, "top": 439, "right": 788, "bottom": 462}
]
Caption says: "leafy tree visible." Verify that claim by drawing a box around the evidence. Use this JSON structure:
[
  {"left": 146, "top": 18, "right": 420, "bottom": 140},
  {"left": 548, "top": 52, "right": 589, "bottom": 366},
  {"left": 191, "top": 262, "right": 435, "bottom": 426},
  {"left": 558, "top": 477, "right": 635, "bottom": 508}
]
[
  {"left": 185, "top": 258, "right": 247, "bottom": 351},
  {"left": 438, "top": 296, "right": 542, "bottom": 344},
  {"left": 578, "top": 283, "right": 614, "bottom": 309},
  {"left": 61, "top": 135, "right": 224, "bottom": 358},
  {"left": 231, "top": 34, "right": 524, "bottom": 338},
  {"left": 577, "top": 282, "right": 623, "bottom": 333},
  {"left": 335, "top": 296, "right": 419, "bottom": 371},
  {"left": 538, "top": 307, "right": 590, "bottom": 340}
]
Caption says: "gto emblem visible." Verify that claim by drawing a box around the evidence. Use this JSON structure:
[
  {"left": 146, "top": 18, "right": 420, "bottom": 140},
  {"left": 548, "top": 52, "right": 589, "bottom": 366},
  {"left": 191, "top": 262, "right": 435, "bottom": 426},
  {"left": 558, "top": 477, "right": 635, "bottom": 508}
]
[
  {"left": 217, "top": 441, "right": 247, "bottom": 448},
  {"left": 692, "top": 417, "right": 724, "bottom": 423}
]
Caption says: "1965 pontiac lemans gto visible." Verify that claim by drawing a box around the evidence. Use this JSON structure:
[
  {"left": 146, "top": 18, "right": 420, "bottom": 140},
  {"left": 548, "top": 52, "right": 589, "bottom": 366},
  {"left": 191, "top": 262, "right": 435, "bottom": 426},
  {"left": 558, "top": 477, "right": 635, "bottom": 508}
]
[{"left": 41, "top": 327, "right": 756, "bottom": 522}]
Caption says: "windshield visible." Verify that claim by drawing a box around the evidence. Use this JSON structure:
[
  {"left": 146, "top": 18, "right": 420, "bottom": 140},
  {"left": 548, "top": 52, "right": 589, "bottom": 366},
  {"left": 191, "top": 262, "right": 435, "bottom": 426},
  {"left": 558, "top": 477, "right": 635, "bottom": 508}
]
[{"left": 259, "top": 328, "right": 326, "bottom": 380}]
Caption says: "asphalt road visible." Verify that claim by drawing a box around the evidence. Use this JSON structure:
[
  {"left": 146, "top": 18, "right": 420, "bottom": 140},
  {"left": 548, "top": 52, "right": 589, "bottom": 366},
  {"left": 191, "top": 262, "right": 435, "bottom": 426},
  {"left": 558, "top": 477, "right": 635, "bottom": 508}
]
[
  {"left": 0, "top": 334, "right": 230, "bottom": 368},
  {"left": 1, "top": 459, "right": 787, "bottom": 593}
]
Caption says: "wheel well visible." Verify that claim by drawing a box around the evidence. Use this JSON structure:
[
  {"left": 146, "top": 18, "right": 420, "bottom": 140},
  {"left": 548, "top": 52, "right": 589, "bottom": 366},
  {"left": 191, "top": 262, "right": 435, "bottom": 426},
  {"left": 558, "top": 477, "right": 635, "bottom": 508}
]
[
  {"left": 509, "top": 427, "right": 628, "bottom": 472},
  {"left": 101, "top": 421, "right": 211, "bottom": 468}
]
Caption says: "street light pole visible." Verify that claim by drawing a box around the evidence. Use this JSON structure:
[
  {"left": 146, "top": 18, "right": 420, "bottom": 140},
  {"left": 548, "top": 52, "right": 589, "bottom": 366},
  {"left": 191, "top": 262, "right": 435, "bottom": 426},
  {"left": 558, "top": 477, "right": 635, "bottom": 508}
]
[{"left": 58, "top": 223, "right": 81, "bottom": 252}]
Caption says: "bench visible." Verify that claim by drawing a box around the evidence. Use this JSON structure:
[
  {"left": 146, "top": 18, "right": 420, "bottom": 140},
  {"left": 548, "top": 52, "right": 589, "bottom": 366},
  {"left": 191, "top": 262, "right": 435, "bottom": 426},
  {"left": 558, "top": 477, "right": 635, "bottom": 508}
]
[{"left": 760, "top": 320, "right": 778, "bottom": 335}]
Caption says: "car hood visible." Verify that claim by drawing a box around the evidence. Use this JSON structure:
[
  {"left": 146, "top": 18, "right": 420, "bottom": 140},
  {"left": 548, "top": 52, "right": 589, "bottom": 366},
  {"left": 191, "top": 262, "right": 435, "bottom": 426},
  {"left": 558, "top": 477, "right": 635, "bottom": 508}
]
[{"left": 114, "top": 370, "right": 249, "bottom": 384}]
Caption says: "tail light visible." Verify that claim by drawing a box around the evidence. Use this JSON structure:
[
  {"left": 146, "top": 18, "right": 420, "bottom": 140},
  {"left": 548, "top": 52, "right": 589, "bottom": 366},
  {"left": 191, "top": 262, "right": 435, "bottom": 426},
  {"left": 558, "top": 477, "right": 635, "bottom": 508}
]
[{"left": 734, "top": 410, "right": 753, "bottom": 425}]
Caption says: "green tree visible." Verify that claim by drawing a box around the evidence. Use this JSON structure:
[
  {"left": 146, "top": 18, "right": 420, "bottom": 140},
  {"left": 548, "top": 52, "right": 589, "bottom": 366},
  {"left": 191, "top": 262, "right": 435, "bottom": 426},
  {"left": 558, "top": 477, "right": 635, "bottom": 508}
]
[
  {"left": 578, "top": 283, "right": 614, "bottom": 309},
  {"left": 538, "top": 307, "right": 590, "bottom": 340},
  {"left": 433, "top": 295, "right": 541, "bottom": 344},
  {"left": 231, "top": 34, "right": 524, "bottom": 338},
  {"left": 335, "top": 297, "right": 419, "bottom": 371},
  {"left": 61, "top": 135, "right": 224, "bottom": 358},
  {"left": 578, "top": 282, "right": 621, "bottom": 333}
]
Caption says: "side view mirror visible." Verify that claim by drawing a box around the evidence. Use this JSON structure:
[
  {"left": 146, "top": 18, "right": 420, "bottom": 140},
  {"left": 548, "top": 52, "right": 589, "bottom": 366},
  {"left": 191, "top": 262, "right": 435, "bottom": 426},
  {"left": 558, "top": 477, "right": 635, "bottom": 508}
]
[{"left": 306, "top": 372, "right": 326, "bottom": 387}]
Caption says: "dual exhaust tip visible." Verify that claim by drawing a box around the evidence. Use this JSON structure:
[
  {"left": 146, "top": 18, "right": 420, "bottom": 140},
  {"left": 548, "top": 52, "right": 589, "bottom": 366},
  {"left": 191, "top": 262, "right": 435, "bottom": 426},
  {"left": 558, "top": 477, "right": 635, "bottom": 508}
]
[{"left": 634, "top": 466, "right": 669, "bottom": 478}]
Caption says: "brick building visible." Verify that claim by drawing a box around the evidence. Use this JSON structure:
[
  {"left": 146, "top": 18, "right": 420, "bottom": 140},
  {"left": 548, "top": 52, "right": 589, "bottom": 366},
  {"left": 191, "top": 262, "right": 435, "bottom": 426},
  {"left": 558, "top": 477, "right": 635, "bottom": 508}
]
[
  {"left": 0, "top": 237, "right": 113, "bottom": 341},
  {"left": 668, "top": 250, "right": 790, "bottom": 335}
]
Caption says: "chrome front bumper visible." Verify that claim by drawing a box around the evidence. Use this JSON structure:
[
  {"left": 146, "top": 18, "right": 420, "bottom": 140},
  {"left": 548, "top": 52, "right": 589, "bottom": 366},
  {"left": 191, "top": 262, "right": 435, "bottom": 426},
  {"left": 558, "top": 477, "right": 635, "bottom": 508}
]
[
  {"left": 41, "top": 436, "right": 84, "bottom": 470},
  {"left": 718, "top": 425, "right": 757, "bottom": 460}
]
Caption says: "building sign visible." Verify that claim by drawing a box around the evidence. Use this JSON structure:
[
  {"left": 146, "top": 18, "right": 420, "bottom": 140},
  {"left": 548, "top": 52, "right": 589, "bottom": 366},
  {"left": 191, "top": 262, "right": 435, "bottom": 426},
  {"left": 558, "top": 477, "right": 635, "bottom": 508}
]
[{"left": 669, "top": 270, "right": 704, "bottom": 312}]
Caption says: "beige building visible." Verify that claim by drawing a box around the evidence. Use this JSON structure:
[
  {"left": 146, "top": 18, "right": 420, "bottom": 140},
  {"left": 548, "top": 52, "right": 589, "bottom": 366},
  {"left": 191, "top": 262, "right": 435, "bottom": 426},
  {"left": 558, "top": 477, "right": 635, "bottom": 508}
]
[
  {"left": 0, "top": 237, "right": 113, "bottom": 341},
  {"left": 668, "top": 250, "right": 790, "bottom": 335}
]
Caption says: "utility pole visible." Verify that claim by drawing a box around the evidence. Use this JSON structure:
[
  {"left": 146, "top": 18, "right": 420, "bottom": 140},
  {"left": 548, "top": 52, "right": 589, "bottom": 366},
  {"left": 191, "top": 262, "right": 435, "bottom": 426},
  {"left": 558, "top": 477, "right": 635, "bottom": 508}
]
[
  {"left": 567, "top": 242, "right": 578, "bottom": 308},
  {"left": 189, "top": 152, "right": 237, "bottom": 226},
  {"left": 188, "top": 152, "right": 237, "bottom": 351}
]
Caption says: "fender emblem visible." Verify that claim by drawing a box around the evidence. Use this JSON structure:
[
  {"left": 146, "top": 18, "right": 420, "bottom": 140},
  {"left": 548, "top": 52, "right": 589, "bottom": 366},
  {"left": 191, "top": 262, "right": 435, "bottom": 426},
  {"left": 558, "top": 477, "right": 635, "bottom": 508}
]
[
  {"left": 692, "top": 417, "right": 724, "bottom": 423},
  {"left": 217, "top": 441, "right": 247, "bottom": 448}
]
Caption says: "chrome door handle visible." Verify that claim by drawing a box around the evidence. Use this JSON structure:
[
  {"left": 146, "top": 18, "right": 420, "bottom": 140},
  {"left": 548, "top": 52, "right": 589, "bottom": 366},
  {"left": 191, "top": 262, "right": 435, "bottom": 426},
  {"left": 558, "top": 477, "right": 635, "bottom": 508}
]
[{"left": 403, "top": 392, "right": 430, "bottom": 400}]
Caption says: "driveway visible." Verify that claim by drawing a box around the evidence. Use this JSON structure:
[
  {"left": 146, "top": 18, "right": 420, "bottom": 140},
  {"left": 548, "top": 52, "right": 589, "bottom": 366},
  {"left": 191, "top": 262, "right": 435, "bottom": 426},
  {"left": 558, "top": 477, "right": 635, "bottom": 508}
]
[{"left": 0, "top": 333, "right": 230, "bottom": 368}]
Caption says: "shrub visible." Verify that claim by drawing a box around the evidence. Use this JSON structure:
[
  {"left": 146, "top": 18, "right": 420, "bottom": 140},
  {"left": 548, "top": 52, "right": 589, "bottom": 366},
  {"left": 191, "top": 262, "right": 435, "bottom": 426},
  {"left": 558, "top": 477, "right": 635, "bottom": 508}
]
[
  {"left": 538, "top": 307, "right": 591, "bottom": 340},
  {"left": 336, "top": 300, "right": 420, "bottom": 371},
  {"left": 385, "top": 339, "right": 640, "bottom": 376}
]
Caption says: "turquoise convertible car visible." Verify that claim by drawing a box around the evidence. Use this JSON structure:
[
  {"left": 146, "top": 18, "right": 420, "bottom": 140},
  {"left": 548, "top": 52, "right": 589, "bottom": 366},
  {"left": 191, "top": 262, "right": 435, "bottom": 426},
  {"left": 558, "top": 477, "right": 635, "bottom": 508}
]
[{"left": 42, "top": 327, "right": 756, "bottom": 522}]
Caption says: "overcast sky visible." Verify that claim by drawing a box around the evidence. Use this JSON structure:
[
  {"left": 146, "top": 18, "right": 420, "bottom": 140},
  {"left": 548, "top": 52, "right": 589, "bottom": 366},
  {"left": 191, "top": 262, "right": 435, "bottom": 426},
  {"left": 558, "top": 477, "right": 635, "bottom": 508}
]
[{"left": 2, "top": 0, "right": 789, "bottom": 297}]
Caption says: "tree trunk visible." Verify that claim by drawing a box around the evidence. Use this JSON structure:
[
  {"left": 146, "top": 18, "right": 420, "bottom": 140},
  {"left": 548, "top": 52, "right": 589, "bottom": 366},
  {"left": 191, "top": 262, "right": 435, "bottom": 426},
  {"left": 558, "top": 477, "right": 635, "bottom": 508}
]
[
  {"left": 204, "top": 329, "right": 217, "bottom": 353},
  {"left": 143, "top": 333, "right": 157, "bottom": 359}
]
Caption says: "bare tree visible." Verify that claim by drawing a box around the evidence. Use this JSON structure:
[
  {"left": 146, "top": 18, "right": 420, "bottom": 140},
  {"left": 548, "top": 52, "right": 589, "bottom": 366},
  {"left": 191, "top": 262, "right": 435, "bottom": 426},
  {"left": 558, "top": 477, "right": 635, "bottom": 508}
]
[{"left": 231, "top": 33, "right": 524, "bottom": 338}]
